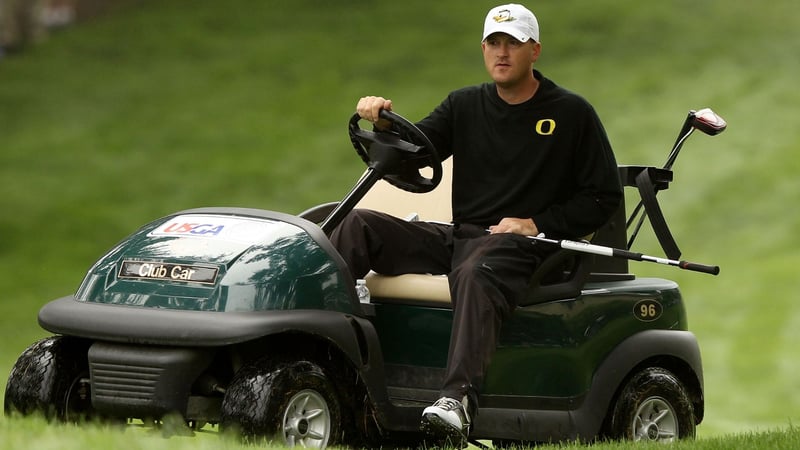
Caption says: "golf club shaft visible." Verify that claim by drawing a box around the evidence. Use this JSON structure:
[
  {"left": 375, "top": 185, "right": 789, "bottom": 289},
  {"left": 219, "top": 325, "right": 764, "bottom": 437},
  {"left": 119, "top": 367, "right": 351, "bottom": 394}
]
[
  {"left": 626, "top": 112, "right": 697, "bottom": 248},
  {"left": 664, "top": 114, "right": 696, "bottom": 171},
  {"left": 529, "top": 235, "right": 720, "bottom": 275}
]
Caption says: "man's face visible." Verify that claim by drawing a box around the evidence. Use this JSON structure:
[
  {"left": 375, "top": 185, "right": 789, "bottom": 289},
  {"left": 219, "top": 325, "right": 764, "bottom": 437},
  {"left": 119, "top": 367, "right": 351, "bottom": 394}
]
[{"left": 481, "top": 32, "right": 540, "bottom": 86}]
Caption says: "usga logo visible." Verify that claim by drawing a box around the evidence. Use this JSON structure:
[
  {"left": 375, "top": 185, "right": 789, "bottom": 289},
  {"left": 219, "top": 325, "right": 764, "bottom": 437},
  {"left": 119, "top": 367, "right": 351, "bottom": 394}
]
[
  {"left": 148, "top": 214, "right": 279, "bottom": 243},
  {"left": 160, "top": 222, "right": 225, "bottom": 236}
]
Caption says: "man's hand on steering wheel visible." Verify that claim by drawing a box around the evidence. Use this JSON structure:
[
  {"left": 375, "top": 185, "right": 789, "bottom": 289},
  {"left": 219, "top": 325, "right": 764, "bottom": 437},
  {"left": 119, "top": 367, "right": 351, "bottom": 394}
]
[{"left": 356, "top": 96, "right": 394, "bottom": 129}]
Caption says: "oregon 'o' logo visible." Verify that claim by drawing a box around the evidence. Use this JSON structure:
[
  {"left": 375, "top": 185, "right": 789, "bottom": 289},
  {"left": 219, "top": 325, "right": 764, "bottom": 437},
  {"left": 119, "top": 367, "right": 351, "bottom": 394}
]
[{"left": 535, "top": 119, "right": 556, "bottom": 135}]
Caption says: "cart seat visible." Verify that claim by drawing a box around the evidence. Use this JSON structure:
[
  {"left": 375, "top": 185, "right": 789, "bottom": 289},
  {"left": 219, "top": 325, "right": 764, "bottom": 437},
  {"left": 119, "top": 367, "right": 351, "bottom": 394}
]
[
  {"left": 352, "top": 159, "right": 593, "bottom": 307},
  {"left": 356, "top": 160, "right": 452, "bottom": 305},
  {"left": 364, "top": 252, "right": 592, "bottom": 308}
]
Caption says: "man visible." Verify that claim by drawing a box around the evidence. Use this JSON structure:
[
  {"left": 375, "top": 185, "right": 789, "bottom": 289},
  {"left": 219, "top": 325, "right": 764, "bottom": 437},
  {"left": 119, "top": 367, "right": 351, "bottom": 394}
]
[{"left": 331, "top": 3, "right": 622, "bottom": 442}]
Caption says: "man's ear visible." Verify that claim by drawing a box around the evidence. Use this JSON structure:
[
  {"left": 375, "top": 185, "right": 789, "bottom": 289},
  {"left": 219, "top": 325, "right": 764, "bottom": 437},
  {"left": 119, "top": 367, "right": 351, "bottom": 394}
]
[{"left": 531, "top": 41, "right": 542, "bottom": 62}]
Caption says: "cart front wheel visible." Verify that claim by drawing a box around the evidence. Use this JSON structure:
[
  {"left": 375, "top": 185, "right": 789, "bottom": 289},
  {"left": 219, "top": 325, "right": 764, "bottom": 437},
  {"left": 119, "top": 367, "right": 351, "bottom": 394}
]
[
  {"left": 221, "top": 358, "right": 341, "bottom": 448},
  {"left": 4, "top": 336, "right": 93, "bottom": 422}
]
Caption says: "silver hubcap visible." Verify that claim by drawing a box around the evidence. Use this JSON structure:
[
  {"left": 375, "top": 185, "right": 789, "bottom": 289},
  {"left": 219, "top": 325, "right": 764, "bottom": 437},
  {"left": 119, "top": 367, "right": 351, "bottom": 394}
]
[
  {"left": 282, "top": 389, "right": 330, "bottom": 448},
  {"left": 632, "top": 396, "right": 678, "bottom": 442}
]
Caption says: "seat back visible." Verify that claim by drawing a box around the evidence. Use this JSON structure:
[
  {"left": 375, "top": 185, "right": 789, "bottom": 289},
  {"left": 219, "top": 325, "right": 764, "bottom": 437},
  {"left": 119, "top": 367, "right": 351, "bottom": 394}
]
[
  {"left": 356, "top": 159, "right": 453, "bottom": 222},
  {"left": 521, "top": 250, "right": 593, "bottom": 306}
]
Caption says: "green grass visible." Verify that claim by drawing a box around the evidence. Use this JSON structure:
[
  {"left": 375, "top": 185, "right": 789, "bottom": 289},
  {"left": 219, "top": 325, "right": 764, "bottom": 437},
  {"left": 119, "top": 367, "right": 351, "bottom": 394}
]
[
  {"left": 1, "top": 0, "right": 799, "bottom": 447},
  {"left": 1, "top": 416, "right": 798, "bottom": 450}
]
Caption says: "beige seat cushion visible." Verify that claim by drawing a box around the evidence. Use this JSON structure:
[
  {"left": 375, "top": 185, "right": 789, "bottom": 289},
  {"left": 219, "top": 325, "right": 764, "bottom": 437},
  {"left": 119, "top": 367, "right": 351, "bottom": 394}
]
[{"left": 364, "top": 271, "right": 451, "bottom": 304}]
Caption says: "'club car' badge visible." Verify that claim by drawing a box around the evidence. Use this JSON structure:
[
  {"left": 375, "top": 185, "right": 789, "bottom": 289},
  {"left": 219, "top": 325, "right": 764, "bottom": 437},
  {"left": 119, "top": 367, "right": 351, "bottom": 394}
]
[{"left": 118, "top": 260, "right": 219, "bottom": 285}]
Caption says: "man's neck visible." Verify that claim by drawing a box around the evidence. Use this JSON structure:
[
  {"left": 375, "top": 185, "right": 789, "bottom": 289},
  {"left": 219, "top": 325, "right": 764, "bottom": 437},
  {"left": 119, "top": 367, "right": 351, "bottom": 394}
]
[{"left": 496, "top": 73, "right": 540, "bottom": 105}]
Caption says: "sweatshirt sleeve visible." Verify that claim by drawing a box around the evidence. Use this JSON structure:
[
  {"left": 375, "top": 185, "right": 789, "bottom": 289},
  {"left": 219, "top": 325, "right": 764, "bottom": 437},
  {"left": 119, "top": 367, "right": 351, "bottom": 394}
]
[{"left": 416, "top": 95, "right": 455, "bottom": 163}]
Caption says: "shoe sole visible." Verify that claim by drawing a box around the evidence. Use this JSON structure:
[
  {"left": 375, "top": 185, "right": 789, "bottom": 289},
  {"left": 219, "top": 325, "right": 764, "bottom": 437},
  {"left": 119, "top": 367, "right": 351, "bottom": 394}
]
[{"left": 420, "top": 412, "right": 467, "bottom": 448}]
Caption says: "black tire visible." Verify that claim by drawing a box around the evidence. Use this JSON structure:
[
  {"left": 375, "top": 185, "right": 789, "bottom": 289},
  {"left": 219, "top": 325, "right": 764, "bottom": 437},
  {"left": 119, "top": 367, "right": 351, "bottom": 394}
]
[
  {"left": 4, "top": 336, "right": 93, "bottom": 422},
  {"left": 221, "top": 358, "right": 341, "bottom": 448},
  {"left": 607, "top": 367, "right": 696, "bottom": 442}
]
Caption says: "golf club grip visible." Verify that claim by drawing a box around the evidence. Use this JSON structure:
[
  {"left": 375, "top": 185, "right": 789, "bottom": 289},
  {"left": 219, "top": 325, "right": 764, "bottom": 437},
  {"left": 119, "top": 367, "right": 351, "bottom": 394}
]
[{"left": 679, "top": 260, "right": 720, "bottom": 275}]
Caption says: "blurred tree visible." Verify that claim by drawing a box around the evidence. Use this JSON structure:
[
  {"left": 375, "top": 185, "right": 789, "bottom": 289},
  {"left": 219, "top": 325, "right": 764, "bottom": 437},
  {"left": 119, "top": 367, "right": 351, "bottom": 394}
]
[{"left": 0, "top": 0, "right": 47, "bottom": 54}]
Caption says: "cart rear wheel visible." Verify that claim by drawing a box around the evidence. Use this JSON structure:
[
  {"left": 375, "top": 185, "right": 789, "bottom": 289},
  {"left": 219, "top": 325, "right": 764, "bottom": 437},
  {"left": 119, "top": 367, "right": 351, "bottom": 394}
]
[
  {"left": 221, "top": 359, "right": 341, "bottom": 448},
  {"left": 607, "top": 367, "right": 696, "bottom": 441}
]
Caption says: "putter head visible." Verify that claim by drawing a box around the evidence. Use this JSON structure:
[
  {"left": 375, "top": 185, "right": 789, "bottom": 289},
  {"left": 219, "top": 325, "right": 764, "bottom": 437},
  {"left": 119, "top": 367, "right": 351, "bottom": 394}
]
[{"left": 692, "top": 108, "right": 727, "bottom": 135}]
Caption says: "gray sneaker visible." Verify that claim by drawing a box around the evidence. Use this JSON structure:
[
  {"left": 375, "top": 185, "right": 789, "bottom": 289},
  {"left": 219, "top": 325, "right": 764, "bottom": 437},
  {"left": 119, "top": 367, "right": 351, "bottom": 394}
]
[{"left": 420, "top": 397, "right": 470, "bottom": 444}]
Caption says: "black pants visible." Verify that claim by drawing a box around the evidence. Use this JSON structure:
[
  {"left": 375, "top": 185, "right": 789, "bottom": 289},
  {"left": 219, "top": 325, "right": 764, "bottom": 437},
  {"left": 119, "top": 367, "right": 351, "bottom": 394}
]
[{"left": 330, "top": 209, "right": 556, "bottom": 410}]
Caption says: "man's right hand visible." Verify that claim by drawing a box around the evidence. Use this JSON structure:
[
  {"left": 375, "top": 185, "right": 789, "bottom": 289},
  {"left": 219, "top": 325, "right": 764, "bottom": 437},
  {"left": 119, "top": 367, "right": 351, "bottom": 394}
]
[{"left": 357, "top": 96, "right": 393, "bottom": 129}]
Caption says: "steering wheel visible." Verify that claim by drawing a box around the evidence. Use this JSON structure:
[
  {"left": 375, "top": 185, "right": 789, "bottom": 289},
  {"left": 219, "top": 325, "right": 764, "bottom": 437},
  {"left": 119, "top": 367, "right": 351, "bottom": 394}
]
[{"left": 348, "top": 109, "right": 442, "bottom": 193}]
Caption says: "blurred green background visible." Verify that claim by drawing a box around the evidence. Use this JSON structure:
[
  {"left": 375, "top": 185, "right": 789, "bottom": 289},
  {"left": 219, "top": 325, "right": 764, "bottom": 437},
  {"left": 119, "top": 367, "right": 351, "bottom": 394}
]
[{"left": 1, "top": 0, "right": 798, "bottom": 439}]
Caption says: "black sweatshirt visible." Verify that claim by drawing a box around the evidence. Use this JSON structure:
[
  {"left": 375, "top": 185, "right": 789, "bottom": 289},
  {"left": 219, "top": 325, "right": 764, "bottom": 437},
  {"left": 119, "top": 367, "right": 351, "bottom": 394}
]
[{"left": 416, "top": 70, "right": 622, "bottom": 239}]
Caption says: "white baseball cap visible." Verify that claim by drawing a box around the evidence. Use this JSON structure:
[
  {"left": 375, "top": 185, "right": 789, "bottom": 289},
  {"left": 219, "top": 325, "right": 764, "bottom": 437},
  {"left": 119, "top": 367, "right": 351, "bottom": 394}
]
[{"left": 482, "top": 4, "right": 540, "bottom": 43}]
